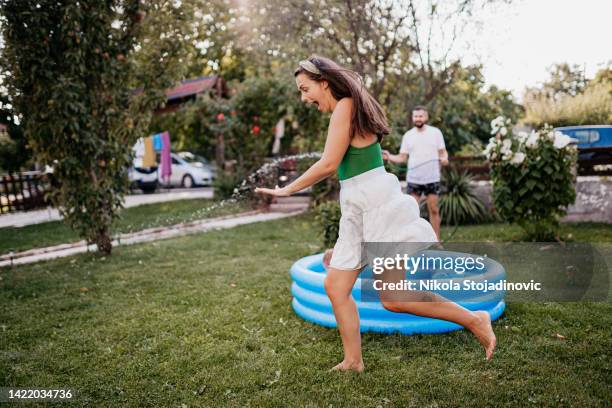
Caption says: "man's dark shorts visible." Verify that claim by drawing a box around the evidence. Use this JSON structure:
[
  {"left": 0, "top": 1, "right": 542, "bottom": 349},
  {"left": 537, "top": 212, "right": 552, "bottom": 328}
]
[{"left": 407, "top": 182, "right": 441, "bottom": 196}]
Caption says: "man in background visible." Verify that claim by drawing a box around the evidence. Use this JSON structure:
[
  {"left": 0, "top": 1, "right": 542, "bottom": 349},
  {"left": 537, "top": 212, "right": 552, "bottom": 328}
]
[{"left": 383, "top": 106, "right": 448, "bottom": 240}]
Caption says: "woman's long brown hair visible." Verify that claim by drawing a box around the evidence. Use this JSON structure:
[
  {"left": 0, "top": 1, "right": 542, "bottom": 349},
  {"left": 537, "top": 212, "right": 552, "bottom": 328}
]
[{"left": 294, "top": 55, "right": 390, "bottom": 143}]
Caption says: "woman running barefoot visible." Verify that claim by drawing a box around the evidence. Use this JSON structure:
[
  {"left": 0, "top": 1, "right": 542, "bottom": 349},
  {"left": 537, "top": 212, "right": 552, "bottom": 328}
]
[{"left": 255, "top": 55, "right": 496, "bottom": 372}]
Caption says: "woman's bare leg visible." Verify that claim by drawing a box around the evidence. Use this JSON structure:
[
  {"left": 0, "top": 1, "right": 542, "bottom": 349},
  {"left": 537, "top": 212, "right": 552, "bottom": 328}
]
[
  {"left": 323, "top": 265, "right": 365, "bottom": 372},
  {"left": 379, "top": 267, "right": 496, "bottom": 360}
]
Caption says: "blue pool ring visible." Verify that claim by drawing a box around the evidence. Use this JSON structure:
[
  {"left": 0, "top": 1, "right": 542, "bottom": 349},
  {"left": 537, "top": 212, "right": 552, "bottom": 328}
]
[{"left": 289, "top": 250, "right": 506, "bottom": 335}]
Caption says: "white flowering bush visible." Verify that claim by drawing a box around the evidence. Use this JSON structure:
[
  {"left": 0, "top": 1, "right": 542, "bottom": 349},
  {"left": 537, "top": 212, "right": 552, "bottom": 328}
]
[{"left": 483, "top": 116, "right": 577, "bottom": 240}]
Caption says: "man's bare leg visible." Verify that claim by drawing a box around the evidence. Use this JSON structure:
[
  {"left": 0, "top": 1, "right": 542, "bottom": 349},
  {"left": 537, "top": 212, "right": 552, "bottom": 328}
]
[{"left": 426, "top": 193, "right": 441, "bottom": 240}]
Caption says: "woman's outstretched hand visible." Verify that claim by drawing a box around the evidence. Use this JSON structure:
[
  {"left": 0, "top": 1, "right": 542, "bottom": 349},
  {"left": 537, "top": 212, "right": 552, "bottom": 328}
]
[{"left": 254, "top": 185, "right": 292, "bottom": 197}]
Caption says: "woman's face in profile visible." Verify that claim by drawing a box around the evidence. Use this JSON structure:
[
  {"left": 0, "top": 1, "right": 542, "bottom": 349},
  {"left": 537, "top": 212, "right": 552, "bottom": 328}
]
[{"left": 295, "top": 73, "right": 329, "bottom": 112}]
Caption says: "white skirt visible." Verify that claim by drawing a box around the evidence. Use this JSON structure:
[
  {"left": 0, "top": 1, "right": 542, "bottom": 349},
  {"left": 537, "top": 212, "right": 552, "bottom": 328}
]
[{"left": 328, "top": 166, "right": 438, "bottom": 271}]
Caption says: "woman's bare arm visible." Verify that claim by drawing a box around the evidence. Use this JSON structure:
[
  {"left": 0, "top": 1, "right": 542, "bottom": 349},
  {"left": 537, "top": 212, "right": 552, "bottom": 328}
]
[{"left": 255, "top": 98, "right": 353, "bottom": 196}]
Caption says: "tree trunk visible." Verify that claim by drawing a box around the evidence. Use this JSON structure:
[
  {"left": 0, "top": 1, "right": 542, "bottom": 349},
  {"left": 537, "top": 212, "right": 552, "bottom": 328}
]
[
  {"left": 216, "top": 132, "right": 225, "bottom": 167},
  {"left": 95, "top": 227, "right": 113, "bottom": 254}
]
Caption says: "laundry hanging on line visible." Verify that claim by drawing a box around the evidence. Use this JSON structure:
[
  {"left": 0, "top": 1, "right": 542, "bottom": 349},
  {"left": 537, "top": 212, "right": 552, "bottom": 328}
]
[
  {"left": 152, "top": 133, "right": 163, "bottom": 151},
  {"left": 134, "top": 132, "right": 172, "bottom": 173},
  {"left": 159, "top": 131, "right": 172, "bottom": 181},
  {"left": 141, "top": 136, "right": 157, "bottom": 168}
]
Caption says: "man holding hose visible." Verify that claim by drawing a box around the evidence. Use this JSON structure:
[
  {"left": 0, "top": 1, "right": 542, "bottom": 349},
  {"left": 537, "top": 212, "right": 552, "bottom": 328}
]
[{"left": 382, "top": 106, "right": 449, "bottom": 240}]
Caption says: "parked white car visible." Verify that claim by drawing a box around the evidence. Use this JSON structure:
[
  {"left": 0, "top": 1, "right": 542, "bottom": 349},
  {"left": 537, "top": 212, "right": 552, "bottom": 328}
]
[
  {"left": 158, "top": 152, "right": 216, "bottom": 188},
  {"left": 128, "top": 159, "right": 158, "bottom": 194},
  {"left": 129, "top": 138, "right": 158, "bottom": 193}
]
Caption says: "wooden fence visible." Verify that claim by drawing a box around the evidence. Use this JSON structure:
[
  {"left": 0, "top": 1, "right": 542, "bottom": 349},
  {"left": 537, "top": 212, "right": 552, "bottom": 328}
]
[
  {"left": 577, "top": 147, "right": 612, "bottom": 176},
  {"left": 0, "top": 171, "right": 49, "bottom": 214},
  {"left": 447, "top": 154, "right": 612, "bottom": 179}
]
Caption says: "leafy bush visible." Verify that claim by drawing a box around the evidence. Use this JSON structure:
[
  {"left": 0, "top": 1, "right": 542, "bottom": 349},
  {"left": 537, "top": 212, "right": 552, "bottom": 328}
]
[
  {"left": 439, "top": 168, "right": 487, "bottom": 225},
  {"left": 523, "top": 82, "right": 612, "bottom": 127},
  {"left": 483, "top": 117, "right": 577, "bottom": 240},
  {"left": 150, "top": 71, "right": 329, "bottom": 175},
  {"left": 523, "top": 65, "right": 612, "bottom": 127},
  {"left": 314, "top": 200, "right": 341, "bottom": 248},
  {"left": 213, "top": 170, "right": 243, "bottom": 200}
]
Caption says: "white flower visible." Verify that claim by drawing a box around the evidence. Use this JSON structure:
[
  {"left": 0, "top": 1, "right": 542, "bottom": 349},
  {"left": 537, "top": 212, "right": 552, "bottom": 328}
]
[
  {"left": 499, "top": 127, "right": 508, "bottom": 136},
  {"left": 490, "top": 116, "right": 505, "bottom": 134},
  {"left": 510, "top": 152, "right": 525, "bottom": 165},
  {"left": 501, "top": 138, "right": 512, "bottom": 151},
  {"left": 482, "top": 137, "right": 499, "bottom": 158},
  {"left": 525, "top": 131, "right": 539, "bottom": 148},
  {"left": 517, "top": 131, "right": 528, "bottom": 144},
  {"left": 553, "top": 131, "right": 573, "bottom": 149},
  {"left": 501, "top": 140, "right": 513, "bottom": 160}
]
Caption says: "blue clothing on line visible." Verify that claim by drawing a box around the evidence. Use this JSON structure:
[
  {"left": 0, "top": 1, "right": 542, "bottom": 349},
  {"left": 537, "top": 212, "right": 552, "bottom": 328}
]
[{"left": 152, "top": 133, "right": 163, "bottom": 151}]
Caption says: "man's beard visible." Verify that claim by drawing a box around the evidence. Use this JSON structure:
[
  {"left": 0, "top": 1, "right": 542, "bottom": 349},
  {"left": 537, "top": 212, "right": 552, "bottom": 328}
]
[{"left": 415, "top": 122, "right": 425, "bottom": 128}]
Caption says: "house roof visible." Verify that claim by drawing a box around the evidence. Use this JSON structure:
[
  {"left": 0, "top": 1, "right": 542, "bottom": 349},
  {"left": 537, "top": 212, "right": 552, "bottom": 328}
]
[
  {"left": 165, "top": 76, "right": 223, "bottom": 101},
  {"left": 149, "top": 75, "right": 228, "bottom": 114}
]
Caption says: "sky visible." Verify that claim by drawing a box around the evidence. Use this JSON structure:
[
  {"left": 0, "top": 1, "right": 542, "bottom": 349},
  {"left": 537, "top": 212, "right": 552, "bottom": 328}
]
[{"left": 461, "top": 0, "right": 611, "bottom": 101}]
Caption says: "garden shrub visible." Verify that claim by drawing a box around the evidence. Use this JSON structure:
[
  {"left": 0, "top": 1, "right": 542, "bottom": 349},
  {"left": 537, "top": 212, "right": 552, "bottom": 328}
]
[
  {"left": 483, "top": 116, "right": 577, "bottom": 240},
  {"left": 439, "top": 168, "right": 488, "bottom": 225},
  {"left": 314, "top": 200, "right": 341, "bottom": 248},
  {"left": 213, "top": 170, "right": 243, "bottom": 200}
]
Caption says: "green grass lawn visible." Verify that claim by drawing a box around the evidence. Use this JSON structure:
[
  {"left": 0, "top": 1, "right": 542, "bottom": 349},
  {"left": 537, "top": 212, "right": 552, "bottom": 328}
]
[
  {"left": 1, "top": 213, "right": 610, "bottom": 407},
  {"left": 0, "top": 198, "right": 250, "bottom": 255}
]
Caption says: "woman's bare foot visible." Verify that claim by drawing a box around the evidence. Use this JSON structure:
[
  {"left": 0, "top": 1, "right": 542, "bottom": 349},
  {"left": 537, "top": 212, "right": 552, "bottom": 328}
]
[
  {"left": 329, "top": 360, "right": 365, "bottom": 372},
  {"left": 470, "top": 311, "right": 497, "bottom": 360}
]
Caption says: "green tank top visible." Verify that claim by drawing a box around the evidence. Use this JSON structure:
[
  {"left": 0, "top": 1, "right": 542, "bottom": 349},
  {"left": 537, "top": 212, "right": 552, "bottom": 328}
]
[{"left": 337, "top": 141, "right": 384, "bottom": 180}]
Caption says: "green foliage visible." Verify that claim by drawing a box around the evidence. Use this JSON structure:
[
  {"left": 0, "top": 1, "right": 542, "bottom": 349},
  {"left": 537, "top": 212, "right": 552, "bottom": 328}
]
[
  {"left": 212, "top": 170, "right": 242, "bottom": 200},
  {"left": 523, "top": 65, "right": 612, "bottom": 127},
  {"left": 439, "top": 168, "right": 487, "bottom": 225},
  {"left": 150, "top": 71, "right": 328, "bottom": 174},
  {"left": 525, "top": 63, "right": 588, "bottom": 100},
  {"left": 524, "top": 82, "right": 612, "bottom": 127},
  {"left": 314, "top": 200, "right": 341, "bottom": 248},
  {"left": 179, "top": 0, "right": 252, "bottom": 82},
  {"left": 484, "top": 118, "right": 577, "bottom": 240},
  {"left": 0, "top": 94, "right": 30, "bottom": 172},
  {"left": 0, "top": 0, "right": 189, "bottom": 253},
  {"left": 388, "top": 65, "right": 523, "bottom": 154}
]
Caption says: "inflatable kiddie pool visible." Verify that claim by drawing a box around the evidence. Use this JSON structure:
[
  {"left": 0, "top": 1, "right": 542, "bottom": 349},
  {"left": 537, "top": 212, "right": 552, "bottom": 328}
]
[{"left": 289, "top": 250, "right": 506, "bottom": 335}]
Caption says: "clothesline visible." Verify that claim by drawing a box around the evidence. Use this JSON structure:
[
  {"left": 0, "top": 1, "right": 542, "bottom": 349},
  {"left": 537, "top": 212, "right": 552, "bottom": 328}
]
[{"left": 133, "top": 131, "right": 172, "bottom": 180}]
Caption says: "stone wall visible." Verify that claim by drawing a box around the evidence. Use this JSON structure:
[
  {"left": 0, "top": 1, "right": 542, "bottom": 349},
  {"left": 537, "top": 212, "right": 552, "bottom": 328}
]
[{"left": 469, "top": 176, "right": 611, "bottom": 223}]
